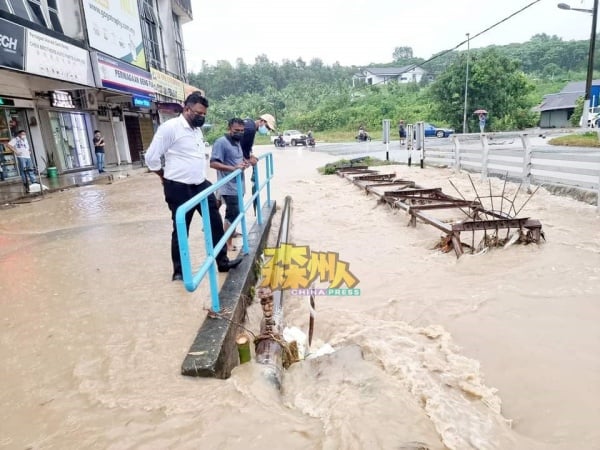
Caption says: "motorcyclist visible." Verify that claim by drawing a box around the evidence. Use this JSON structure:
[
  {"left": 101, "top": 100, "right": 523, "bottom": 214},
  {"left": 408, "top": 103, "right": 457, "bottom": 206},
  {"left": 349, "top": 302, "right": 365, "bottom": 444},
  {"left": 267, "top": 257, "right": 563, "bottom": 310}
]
[
  {"left": 357, "top": 126, "right": 370, "bottom": 141},
  {"left": 307, "top": 130, "right": 315, "bottom": 147},
  {"left": 275, "top": 132, "right": 285, "bottom": 147}
]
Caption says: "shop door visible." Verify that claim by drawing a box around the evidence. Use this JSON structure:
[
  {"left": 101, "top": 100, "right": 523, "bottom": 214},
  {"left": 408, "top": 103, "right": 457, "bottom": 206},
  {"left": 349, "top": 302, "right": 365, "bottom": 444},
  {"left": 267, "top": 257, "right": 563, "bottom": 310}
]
[
  {"left": 48, "top": 111, "right": 93, "bottom": 170},
  {"left": 124, "top": 115, "right": 142, "bottom": 163},
  {"left": 1, "top": 108, "right": 31, "bottom": 179}
]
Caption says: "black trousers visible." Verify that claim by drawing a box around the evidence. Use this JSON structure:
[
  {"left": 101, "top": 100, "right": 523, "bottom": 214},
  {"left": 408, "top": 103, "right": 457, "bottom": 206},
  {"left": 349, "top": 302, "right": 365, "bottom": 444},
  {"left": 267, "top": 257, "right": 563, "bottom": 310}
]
[{"left": 163, "top": 178, "right": 228, "bottom": 275}]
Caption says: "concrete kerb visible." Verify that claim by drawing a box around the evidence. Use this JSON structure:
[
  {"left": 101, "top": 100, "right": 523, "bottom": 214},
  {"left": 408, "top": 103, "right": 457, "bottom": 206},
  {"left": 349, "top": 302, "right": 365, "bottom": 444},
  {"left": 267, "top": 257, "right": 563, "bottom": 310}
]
[
  {"left": 0, "top": 165, "right": 150, "bottom": 205},
  {"left": 181, "top": 200, "right": 277, "bottom": 379}
]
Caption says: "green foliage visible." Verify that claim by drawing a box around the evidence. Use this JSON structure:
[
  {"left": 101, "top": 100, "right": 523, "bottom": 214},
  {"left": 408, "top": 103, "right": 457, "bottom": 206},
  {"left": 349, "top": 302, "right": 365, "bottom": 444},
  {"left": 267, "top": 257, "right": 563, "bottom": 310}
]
[
  {"left": 549, "top": 131, "right": 600, "bottom": 147},
  {"left": 319, "top": 157, "right": 397, "bottom": 175},
  {"left": 428, "top": 48, "right": 538, "bottom": 131},
  {"left": 571, "top": 97, "right": 585, "bottom": 127},
  {"left": 187, "top": 35, "right": 592, "bottom": 136}
]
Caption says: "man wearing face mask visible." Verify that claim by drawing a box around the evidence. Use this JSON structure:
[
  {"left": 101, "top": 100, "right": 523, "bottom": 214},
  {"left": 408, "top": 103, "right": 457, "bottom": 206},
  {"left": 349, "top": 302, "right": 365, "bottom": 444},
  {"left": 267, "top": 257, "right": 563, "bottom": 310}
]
[
  {"left": 240, "top": 113, "right": 276, "bottom": 213},
  {"left": 7, "top": 129, "right": 37, "bottom": 189},
  {"left": 144, "top": 92, "right": 243, "bottom": 282},
  {"left": 210, "top": 118, "right": 249, "bottom": 252}
]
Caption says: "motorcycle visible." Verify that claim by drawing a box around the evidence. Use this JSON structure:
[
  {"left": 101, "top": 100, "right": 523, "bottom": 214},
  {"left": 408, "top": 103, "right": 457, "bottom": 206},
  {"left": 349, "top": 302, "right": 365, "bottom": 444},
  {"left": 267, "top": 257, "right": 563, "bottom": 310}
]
[
  {"left": 355, "top": 130, "right": 371, "bottom": 142},
  {"left": 306, "top": 136, "right": 315, "bottom": 148},
  {"left": 274, "top": 135, "right": 286, "bottom": 148}
]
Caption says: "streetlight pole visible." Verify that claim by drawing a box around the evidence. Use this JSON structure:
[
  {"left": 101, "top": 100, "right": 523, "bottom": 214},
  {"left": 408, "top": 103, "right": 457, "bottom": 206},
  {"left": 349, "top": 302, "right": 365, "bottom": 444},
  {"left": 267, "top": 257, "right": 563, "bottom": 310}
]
[
  {"left": 558, "top": 1, "right": 598, "bottom": 128},
  {"left": 584, "top": 0, "right": 598, "bottom": 128},
  {"left": 463, "top": 32, "right": 470, "bottom": 134}
]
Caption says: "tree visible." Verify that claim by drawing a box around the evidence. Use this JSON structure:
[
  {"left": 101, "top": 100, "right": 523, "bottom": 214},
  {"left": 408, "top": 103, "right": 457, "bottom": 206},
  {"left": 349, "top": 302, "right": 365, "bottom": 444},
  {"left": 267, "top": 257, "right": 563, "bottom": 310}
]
[
  {"left": 428, "top": 48, "right": 538, "bottom": 131},
  {"left": 393, "top": 46, "right": 414, "bottom": 61}
]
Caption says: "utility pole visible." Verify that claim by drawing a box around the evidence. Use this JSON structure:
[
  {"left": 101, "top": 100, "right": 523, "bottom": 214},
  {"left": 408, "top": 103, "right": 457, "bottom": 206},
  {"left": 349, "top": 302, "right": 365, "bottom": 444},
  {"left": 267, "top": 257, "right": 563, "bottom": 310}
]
[{"left": 462, "top": 33, "right": 470, "bottom": 134}]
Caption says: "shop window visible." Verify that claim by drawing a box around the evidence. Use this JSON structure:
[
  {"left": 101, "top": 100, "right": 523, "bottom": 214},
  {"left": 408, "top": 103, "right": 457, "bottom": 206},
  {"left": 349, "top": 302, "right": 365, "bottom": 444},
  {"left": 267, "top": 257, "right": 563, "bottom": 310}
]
[
  {"left": 1, "top": 108, "right": 29, "bottom": 180},
  {"left": 3, "top": 0, "right": 33, "bottom": 21},
  {"left": 45, "top": 0, "right": 63, "bottom": 33},
  {"left": 0, "top": 0, "right": 64, "bottom": 33},
  {"left": 26, "top": 0, "right": 47, "bottom": 26}
]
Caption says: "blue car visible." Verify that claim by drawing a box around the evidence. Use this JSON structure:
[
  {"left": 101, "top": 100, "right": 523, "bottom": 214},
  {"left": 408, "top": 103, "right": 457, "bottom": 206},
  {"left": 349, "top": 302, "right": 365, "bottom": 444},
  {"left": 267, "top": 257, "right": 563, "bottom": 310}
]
[{"left": 423, "top": 123, "right": 454, "bottom": 138}]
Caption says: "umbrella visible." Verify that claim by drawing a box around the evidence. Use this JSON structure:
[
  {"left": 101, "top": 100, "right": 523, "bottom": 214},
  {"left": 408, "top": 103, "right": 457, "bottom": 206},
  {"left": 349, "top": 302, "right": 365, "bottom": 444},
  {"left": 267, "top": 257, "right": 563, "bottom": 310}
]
[{"left": 473, "top": 109, "right": 488, "bottom": 114}]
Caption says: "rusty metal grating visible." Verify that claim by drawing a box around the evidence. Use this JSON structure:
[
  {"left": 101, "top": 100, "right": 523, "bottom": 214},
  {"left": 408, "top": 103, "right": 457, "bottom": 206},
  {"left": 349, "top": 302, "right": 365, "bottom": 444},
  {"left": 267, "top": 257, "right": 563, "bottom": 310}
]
[{"left": 337, "top": 167, "right": 544, "bottom": 257}]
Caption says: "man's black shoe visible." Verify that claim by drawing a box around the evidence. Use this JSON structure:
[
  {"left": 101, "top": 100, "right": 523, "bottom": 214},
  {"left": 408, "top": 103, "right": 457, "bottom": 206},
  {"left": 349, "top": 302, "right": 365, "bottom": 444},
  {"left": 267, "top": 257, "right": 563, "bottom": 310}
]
[
  {"left": 218, "top": 257, "right": 243, "bottom": 273},
  {"left": 172, "top": 272, "right": 183, "bottom": 281}
]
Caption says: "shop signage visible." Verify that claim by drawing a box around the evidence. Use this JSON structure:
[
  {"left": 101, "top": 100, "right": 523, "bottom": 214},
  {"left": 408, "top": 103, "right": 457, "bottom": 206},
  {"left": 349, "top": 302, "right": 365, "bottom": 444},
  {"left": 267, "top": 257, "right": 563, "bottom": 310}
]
[
  {"left": 0, "top": 18, "right": 25, "bottom": 71},
  {"left": 0, "top": 97, "right": 16, "bottom": 106},
  {"left": 25, "top": 29, "right": 95, "bottom": 87},
  {"left": 81, "top": 0, "right": 146, "bottom": 69},
  {"left": 49, "top": 90, "right": 76, "bottom": 109},
  {"left": 132, "top": 95, "right": 151, "bottom": 108},
  {"left": 150, "top": 68, "right": 184, "bottom": 101},
  {"left": 92, "top": 52, "right": 154, "bottom": 97}
]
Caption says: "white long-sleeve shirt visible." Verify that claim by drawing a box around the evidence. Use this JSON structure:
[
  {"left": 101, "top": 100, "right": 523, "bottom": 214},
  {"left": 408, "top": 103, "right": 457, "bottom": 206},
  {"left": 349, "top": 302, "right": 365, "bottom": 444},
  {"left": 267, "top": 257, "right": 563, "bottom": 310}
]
[{"left": 144, "top": 114, "right": 207, "bottom": 184}]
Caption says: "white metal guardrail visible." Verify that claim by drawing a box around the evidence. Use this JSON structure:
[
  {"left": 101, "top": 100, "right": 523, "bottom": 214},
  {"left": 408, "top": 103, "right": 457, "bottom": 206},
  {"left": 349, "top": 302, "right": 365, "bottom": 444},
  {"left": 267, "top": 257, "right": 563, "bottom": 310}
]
[{"left": 424, "top": 133, "right": 600, "bottom": 208}]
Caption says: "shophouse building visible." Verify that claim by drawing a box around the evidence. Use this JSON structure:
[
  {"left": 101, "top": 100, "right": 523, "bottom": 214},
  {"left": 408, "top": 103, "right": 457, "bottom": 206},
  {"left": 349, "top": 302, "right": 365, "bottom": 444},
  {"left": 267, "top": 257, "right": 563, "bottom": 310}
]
[{"left": 0, "top": 0, "right": 193, "bottom": 181}]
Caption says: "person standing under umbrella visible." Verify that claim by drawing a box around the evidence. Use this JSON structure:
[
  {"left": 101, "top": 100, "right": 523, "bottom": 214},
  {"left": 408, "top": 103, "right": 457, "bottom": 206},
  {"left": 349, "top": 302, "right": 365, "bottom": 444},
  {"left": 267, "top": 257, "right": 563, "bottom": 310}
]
[{"left": 478, "top": 113, "right": 487, "bottom": 133}]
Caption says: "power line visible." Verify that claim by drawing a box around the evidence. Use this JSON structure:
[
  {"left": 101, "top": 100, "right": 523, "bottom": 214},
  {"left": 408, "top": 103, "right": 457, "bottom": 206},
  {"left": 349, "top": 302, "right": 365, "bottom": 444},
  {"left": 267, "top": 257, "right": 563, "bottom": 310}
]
[{"left": 417, "top": 0, "right": 543, "bottom": 67}]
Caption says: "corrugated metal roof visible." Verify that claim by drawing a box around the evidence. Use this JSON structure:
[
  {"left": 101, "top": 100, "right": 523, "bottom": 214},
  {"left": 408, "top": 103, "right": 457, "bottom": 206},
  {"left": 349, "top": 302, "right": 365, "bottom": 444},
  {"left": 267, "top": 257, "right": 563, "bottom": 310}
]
[
  {"left": 363, "top": 65, "right": 417, "bottom": 76},
  {"left": 538, "top": 92, "right": 582, "bottom": 111},
  {"left": 560, "top": 80, "right": 600, "bottom": 93}
]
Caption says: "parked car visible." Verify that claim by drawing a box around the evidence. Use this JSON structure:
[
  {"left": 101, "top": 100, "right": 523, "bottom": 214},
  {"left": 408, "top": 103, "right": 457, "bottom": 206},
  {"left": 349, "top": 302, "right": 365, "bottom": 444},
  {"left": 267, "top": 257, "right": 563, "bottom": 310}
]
[
  {"left": 423, "top": 123, "right": 454, "bottom": 138},
  {"left": 270, "top": 130, "right": 308, "bottom": 146}
]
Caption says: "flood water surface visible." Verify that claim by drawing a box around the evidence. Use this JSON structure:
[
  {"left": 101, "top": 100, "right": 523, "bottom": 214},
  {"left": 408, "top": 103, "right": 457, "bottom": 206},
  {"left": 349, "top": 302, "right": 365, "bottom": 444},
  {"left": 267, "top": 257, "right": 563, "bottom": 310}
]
[{"left": 1, "top": 147, "right": 598, "bottom": 449}]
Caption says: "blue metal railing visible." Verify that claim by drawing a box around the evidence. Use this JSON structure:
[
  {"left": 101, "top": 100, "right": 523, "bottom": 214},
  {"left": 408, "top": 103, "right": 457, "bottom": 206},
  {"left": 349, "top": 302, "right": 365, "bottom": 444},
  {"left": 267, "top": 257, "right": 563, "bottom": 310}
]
[{"left": 175, "top": 152, "right": 274, "bottom": 312}]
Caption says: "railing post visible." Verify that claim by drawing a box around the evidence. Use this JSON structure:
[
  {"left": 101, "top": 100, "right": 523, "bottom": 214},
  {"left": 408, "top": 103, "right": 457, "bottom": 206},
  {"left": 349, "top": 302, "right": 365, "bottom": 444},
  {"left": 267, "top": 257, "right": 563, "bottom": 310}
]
[
  {"left": 452, "top": 134, "right": 461, "bottom": 173},
  {"left": 254, "top": 162, "right": 263, "bottom": 225},
  {"left": 597, "top": 170, "right": 600, "bottom": 210},
  {"left": 267, "top": 153, "right": 273, "bottom": 207},
  {"left": 520, "top": 133, "right": 532, "bottom": 193},
  {"left": 406, "top": 124, "right": 414, "bottom": 167},
  {"left": 481, "top": 133, "right": 489, "bottom": 180},
  {"left": 236, "top": 173, "right": 249, "bottom": 254},
  {"left": 174, "top": 152, "right": 274, "bottom": 313},
  {"left": 200, "top": 198, "right": 222, "bottom": 313}
]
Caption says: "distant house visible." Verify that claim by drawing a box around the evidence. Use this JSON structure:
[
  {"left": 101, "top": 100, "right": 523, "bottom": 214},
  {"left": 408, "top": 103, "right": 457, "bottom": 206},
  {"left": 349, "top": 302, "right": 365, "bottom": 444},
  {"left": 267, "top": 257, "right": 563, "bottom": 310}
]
[
  {"left": 537, "top": 80, "right": 600, "bottom": 128},
  {"left": 352, "top": 66, "right": 427, "bottom": 87}
]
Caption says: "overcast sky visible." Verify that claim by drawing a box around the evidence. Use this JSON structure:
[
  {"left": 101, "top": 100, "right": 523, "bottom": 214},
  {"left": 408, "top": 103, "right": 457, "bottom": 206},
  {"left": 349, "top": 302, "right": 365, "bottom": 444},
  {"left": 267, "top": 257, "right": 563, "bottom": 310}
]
[{"left": 182, "top": 0, "right": 595, "bottom": 71}]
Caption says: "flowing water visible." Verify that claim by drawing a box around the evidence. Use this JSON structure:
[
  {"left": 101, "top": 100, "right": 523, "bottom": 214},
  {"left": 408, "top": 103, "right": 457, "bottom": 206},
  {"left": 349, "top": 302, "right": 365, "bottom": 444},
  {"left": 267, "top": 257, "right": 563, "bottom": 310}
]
[{"left": 1, "top": 145, "right": 598, "bottom": 449}]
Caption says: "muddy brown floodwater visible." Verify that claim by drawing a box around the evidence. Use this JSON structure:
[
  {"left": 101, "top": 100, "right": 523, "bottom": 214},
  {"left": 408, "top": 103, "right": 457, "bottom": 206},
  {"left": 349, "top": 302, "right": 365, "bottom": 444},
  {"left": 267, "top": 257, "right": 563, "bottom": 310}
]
[{"left": 1, "top": 145, "right": 598, "bottom": 449}]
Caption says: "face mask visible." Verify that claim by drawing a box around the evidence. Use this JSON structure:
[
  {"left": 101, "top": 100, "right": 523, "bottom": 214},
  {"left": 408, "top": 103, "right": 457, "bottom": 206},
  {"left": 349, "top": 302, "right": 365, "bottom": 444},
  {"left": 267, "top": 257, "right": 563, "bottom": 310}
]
[
  {"left": 191, "top": 115, "right": 205, "bottom": 128},
  {"left": 258, "top": 125, "right": 268, "bottom": 135},
  {"left": 230, "top": 132, "right": 244, "bottom": 141}
]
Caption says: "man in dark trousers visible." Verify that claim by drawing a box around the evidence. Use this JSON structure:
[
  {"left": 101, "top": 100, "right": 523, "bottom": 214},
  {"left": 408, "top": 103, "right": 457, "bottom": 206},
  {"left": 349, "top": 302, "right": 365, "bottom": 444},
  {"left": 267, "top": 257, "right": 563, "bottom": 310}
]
[
  {"left": 240, "top": 113, "right": 276, "bottom": 212},
  {"left": 398, "top": 120, "right": 406, "bottom": 146},
  {"left": 210, "top": 118, "right": 249, "bottom": 252},
  {"left": 144, "top": 92, "right": 242, "bottom": 282},
  {"left": 93, "top": 130, "right": 106, "bottom": 173}
]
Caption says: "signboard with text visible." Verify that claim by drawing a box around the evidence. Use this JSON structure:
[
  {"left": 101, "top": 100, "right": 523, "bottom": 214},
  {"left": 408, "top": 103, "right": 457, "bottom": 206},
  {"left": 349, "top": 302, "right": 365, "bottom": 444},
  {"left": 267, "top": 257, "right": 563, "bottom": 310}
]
[
  {"left": 81, "top": 0, "right": 146, "bottom": 69},
  {"left": 0, "top": 18, "right": 25, "bottom": 71},
  {"left": 92, "top": 52, "right": 154, "bottom": 97},
  {"left": 150, "top": 68, "right": 184, "bottom": 101},
  {"left": 25, "top": 29, "right": 95, "bottom": 86}
]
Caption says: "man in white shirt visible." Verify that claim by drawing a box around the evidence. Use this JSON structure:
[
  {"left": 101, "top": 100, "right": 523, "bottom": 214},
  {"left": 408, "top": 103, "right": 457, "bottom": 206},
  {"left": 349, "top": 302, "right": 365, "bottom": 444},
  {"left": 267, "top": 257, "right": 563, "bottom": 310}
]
[
  {"left": 144, "top": 92, "right": 242, "bottom": 281},
  {"left": 7, "top": 129, "right": 37, "bottom": 188}
]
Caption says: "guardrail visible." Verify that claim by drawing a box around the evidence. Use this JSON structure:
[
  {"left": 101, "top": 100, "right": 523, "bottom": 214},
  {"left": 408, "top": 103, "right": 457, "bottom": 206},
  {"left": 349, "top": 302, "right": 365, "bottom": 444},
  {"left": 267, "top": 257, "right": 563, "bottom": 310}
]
[
  {"left": 425, "top": 132, "right": 600, "bottom": 207},
  {"left": 175, "top": 152, "right": 274, "bottom": 312}
]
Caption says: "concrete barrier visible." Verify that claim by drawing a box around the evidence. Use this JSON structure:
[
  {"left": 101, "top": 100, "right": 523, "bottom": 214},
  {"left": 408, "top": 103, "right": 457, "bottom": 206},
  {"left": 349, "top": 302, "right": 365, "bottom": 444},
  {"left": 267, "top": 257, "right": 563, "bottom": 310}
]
[{"left": 181, "top": 201, "right": 277, "bottom": 378}]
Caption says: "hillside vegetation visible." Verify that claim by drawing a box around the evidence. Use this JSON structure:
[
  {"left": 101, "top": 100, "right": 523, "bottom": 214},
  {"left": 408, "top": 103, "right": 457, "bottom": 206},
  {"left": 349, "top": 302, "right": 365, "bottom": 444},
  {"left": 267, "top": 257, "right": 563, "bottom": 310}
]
[{"left": 188, "top": 34, "right": 592, "bottom": 142}]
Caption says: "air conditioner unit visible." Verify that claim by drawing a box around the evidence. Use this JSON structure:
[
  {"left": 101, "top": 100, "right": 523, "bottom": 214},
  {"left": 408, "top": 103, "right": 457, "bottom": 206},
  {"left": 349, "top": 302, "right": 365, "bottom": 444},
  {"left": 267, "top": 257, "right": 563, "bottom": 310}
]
[{"left": 76, "top": 90, "right": 98, "bottom": 110}]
